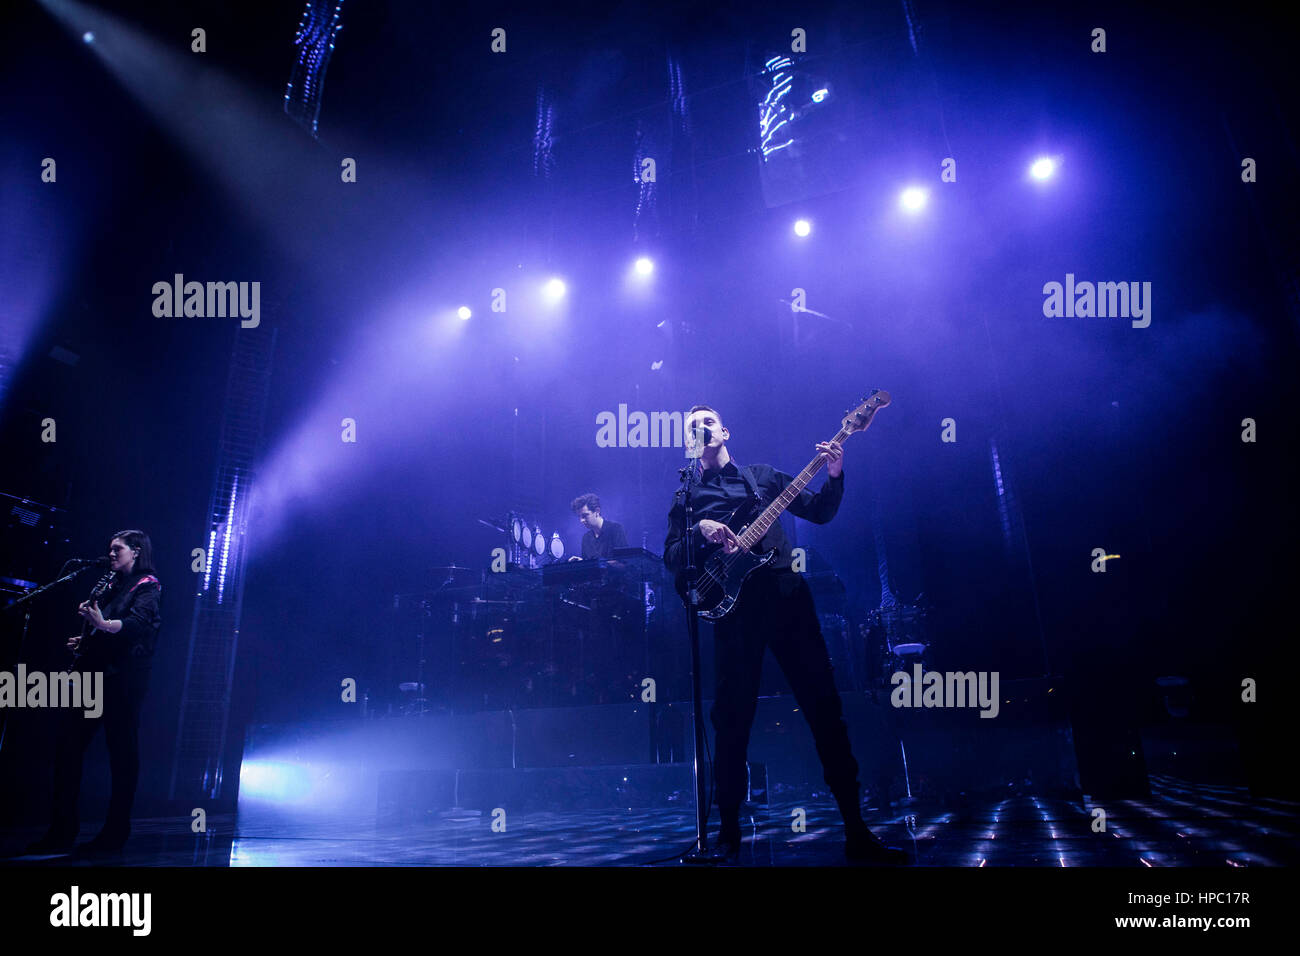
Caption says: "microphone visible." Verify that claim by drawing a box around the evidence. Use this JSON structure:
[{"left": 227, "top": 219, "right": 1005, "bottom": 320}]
[
  {"left": 685, "top": 425, "right": 711, "bottom": 460},
  {"left": 70, "top": 557, "right": 111, "bottom": 568}
]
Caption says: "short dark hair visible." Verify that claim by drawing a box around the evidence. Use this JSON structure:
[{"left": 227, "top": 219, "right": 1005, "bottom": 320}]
[
  {"left": 570, "top": 494, "right": 601, "bottom": 515},
  {"left": 687, "top": 404, "right": 721, "bottom": 422},
  {"left": 111, "top": 529, "right": 155, "bottom": 574}
]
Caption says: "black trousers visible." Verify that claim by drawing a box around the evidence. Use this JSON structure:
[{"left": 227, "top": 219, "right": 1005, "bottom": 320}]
[
  {"left": 48, "top": 669, "right": 148, "bottom": 839},
  {"left": 710, "top": 571, "right": 859, "bottom": 816}
]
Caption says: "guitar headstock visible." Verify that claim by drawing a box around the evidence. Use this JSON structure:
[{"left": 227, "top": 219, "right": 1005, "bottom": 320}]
[{"left": 842, "top": 389, "right": 891, "bottom": 434}]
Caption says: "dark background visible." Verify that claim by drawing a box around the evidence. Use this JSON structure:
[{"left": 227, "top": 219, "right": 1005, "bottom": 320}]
[{"left": 1, "top": 0, "right": 1296, "bottom": 819}]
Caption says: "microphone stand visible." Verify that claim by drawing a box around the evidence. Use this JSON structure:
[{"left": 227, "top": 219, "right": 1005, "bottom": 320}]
[
  {"left": 677, "top": 443, "right": 712, "bottom": 862},
  {"left": 0, "top": 561, "right": 94, "bottom": 754}
]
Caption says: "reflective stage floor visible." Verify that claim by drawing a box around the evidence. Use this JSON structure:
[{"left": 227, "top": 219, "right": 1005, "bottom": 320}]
[{"left": 2, "top": 776, "right": 1296, "bottom": 867}]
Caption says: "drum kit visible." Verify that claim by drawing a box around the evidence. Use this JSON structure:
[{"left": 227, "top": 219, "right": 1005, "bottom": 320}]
[
  {"left": 391, "top": 542, "right": 673, "bottom": 714},
  {"left": 862, "top": 597, "right": 933, "bottom": 688},
  {"left": 479, "top": 513, "right": 565, "bottom": 568}
]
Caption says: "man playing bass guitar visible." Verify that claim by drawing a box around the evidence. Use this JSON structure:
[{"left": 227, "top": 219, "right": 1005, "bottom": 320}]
[{"left": 663, "top": 404, "right": 907, "bottom": 864}]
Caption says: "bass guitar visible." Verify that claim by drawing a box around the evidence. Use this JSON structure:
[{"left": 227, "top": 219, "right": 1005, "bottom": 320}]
[{"left": 675, "top": 389, "right": 890, "bottom": 619}]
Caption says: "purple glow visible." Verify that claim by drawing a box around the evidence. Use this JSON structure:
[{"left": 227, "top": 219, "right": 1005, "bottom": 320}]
[
  {"left": 634, "top": 257, "right": 654, "bottom": 276},
  {"left": 457, "top": 305, "right": 472, "bottom": 320},
  {"left": 793, "top": 219, "right": 812, "bottom": 237},
  {"left": 900, "top": 187, "right": 928, "bottom": 212},
  {"left": 543, "top": 277, "right": 566, "bottom": 301},
  {"left": 1030, "top": 157, "right": 1057, "bottom": 180}
]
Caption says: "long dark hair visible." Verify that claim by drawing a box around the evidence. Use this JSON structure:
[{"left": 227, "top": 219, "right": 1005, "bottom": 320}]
[{"left": 111, "top": 529, "right": 155, "bottom": 574}]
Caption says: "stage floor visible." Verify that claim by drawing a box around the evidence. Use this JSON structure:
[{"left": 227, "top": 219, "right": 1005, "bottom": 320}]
[{"left": 2, "top": 776, "right": 1295, "bottom": 867}]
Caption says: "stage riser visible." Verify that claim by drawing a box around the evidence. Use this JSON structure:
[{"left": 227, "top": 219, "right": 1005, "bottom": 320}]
[{"left": 237, "top": 687, "right": 1078, "bottom": 828}]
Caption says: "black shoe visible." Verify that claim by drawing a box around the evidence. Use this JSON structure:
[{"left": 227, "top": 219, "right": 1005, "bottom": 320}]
[
  {"left": 845, "top": 827, "right": 910, "bottom": 865},
  {"left": 682, "top": 836, "right": 741, "bottom": 864},
  {"left": 701, "top": 838, "right": 741, "bottom": 864},
  {"left": 23, "top": 833, "right": 77, "bottom": 856}
]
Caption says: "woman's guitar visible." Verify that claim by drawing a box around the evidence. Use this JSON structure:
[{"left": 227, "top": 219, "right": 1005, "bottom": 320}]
[
  {"left": 675, "top": 390, "right": 891, "bottom": 620},
  {"left": 71, "top": 571, "right": 116, "bottom": 668}
]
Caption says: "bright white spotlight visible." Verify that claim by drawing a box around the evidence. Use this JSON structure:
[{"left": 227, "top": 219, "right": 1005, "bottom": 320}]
[
  {"left": 900, "top": 187, "right": 928, "bottom": 212},
  {"left": 634, "top": 257, "right": 654, "bottom": 276},
  {"left": 1030, "top": 157, "right": 1056, "bottom": 180},
  {"left": 793, "top": 219, "right": 812, "bottom": 237},
  {"left": 82, "top": 32, "right": 95, "bottom": 44},
  {"left": 543, "top": 278, "right": 566, "bottom": 301},
  {"left": 457, "top": 306, "right": 472, "bottom": 320}
]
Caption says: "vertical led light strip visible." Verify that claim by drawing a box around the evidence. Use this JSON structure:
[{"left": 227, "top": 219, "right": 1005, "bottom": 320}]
[
  {"left": 203, "top": 526, "right": 217, "bottom": 591},
  {"left": 989, "top": 438, "right": 1014, "bottom": 552},
  {"left": 217, "top": 475, "right": 238, "bottom": 604},
  {"left": 534, "top": 89, "right": 556, "bottom": 180}
]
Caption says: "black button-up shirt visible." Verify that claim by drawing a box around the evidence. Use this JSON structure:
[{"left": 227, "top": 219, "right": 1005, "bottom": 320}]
[
  {"left": 663, "top": 460, "right": 843, "bottom": 574},
  {"left": 581, "top": 519, "right": 628, "bottom": 559}
]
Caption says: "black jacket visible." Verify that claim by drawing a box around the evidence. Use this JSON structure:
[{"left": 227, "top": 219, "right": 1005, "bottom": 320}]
[
  {"left": 81, "top": 568, "right": 162, "bottom": 673},
  {"left": 663, "top": 460, "right": 843, "bottom": 574}
]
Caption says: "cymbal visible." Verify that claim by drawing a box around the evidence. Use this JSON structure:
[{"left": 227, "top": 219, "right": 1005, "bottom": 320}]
[{"left": 477, "top": 517, "right": 508, "bottom": 531}]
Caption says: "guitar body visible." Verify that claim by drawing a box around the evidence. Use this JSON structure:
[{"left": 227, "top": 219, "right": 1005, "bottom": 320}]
[
  {"left": 674, "top": 500, "right": 780, "bottom": 620},
  {"left": 690, "top": 545, "right": 779, "bottom": 620}
]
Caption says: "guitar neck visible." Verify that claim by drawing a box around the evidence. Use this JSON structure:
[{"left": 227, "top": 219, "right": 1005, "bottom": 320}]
[{"left": 736, "top": 425, "right": 851, "bottom": 550}]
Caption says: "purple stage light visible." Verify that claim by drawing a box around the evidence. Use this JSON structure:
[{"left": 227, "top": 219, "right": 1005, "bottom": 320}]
[
  {"left": 543, "top": 277, "right": 566, "bottom": 301},
  {"left": 634, "top": 256, "right": 654, "bottom": 276},
  {"left": 457, "top": 306, "right": 472, "bottom": 320},
  {"left": 900, "top": 186, "right": 928, "bottom": 212},
  {"left": 1030, "top": 157, "right": 1057, "bottom": 180},
  {"left": 793, "top": 219, "right": 812, "bottom": 237}
]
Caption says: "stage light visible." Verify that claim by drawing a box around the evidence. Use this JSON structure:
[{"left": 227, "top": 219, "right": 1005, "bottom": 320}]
[
  {"left": 543, "top": 277, "right": 566, "bottom": 301},
  {"left": 793, "top": 219, "right": 812, "bottom": 237},
  {"left": 634, "top": 257, "right": 654, "bottom": 276},
  {"left": 238, "top": 760, "right": 313, "bottom": 803},
  {"left": 900, "top": 187, "right": 929, "bottom": 212},
  {"left": 811, "top": 88, "right": 829, "bottom": 103},
  {"left": 457, "top": 306, "right": 472, "bottom": 320},
  {"left": 1030, "top": 157, "right": 1057, "bottom": 180},
  {"left": 82, "top": 32, "right": 95, "bottom": 44}
]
